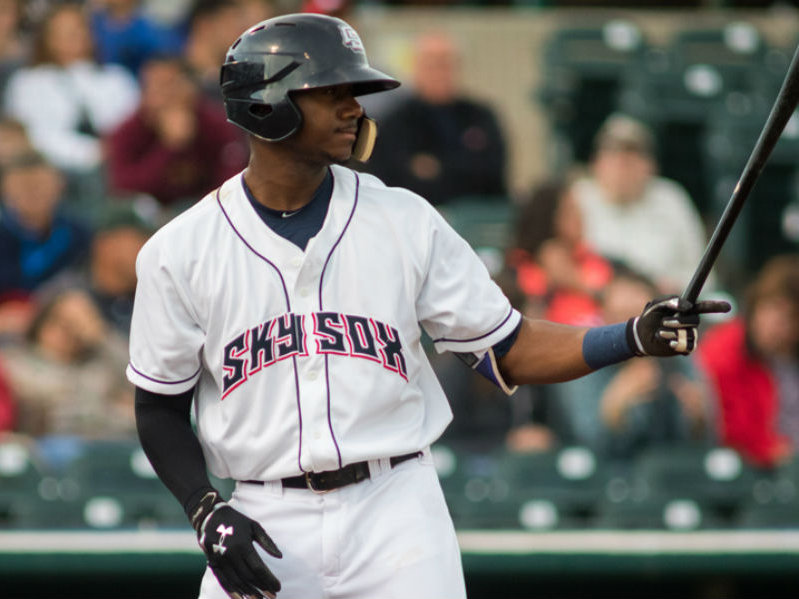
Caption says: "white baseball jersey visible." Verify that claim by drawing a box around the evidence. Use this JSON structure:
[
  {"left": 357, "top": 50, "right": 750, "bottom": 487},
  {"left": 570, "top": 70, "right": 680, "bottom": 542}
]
[{"left": 127, "top": 164, "right": 521, "bottom": 482}]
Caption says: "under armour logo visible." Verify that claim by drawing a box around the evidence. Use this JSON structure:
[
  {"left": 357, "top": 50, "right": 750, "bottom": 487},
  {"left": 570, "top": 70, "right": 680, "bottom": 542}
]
[{"left": 212, "top": 524, "right": 234, "bottom": 555}]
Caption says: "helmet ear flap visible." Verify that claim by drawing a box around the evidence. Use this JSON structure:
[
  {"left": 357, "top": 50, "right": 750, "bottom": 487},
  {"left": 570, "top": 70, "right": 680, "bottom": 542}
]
[{"left": 225, "top": 96, "right": 302, "bottom": 141}]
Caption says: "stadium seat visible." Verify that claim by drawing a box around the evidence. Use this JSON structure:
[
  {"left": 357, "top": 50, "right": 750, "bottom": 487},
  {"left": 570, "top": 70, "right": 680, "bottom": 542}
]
[
  {"left": 670, "top": 21, "right": 787, "bottom": 96},
  {"left": 617, "top": 60, "right": 733, "bottom": 216},
  {"left": 537, "top": 19, "right": 651, "bottom": 166},
  {"left": 0, "top": 435, "right": 78, "bottom": 529},
  {"left": 702, "top": 95, "right": 799, "bottom": 275},
  {"left": 617, "top": 21, "right": 780, "bottom": 216},
  {"left": 437, "top": 197, "right": 516, "bottom": 253},
  {"left": 735, "top": 456, "right": 799, "bottom": 529},
  {"left": 434, "top": 444, "right": 610, "bottom": 529},
  {"left": 594, "top": 495, "right": 726, "bottom": 531},
  {"left": 621, "top": 445, "right": 758, "bottom": 526},
  {"left": 59, "top": 439, "right": 190, "bottom": 529}
]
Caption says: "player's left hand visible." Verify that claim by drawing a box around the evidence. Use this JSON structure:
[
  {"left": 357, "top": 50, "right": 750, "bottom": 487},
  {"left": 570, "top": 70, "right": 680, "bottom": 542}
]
[
  {"left": 627, "top": 295, "right": 731, "bottom": 357},
  {"left": 196, "top": 501, "right": 283, "bottom": 599}
]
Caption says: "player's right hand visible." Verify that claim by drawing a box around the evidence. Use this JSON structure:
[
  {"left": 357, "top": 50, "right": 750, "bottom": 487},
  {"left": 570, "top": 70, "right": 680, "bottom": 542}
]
[
  {"left": 628, "top": 295, "right": 731, "bottom": 357},
  {"left": 197, "top": 502, "right": 283, "bottom": 599}
]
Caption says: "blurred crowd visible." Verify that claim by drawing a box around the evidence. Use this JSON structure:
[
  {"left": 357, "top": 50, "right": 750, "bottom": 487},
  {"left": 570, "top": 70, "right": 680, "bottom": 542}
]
[{"left": 0, "top": 0, "right": 797, "bottom": 486}]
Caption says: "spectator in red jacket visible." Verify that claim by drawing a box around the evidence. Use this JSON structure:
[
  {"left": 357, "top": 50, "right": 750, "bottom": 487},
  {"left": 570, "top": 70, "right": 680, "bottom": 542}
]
[
  {"left": 697, "top": 254, "right": 799, "bottom": 468},
  {"left": 507, "top": 178, "right": 613, "bottom": 327},
  {"left": 106, "top": 55, "right": 248, "bottom": 210},
  {"left": 0, "top": 358, "right": 16, "bottom": 431}
]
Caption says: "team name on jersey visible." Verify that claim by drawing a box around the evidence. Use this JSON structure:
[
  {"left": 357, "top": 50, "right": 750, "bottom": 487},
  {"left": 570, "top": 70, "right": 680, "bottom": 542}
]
[{"left": 222, "top": 311, "right": 408, "bottom": 398}]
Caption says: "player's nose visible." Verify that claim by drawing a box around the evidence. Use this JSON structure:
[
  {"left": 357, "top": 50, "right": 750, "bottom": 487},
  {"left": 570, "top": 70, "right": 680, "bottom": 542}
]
[{"left": 339, "top": 95, "right": 364, "bottom": 119}]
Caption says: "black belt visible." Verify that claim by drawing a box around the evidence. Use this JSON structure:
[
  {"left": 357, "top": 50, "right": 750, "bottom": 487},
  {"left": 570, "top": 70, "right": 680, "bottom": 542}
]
[{"left": 242, "top": 451, "right": 422, "bottom": 493}]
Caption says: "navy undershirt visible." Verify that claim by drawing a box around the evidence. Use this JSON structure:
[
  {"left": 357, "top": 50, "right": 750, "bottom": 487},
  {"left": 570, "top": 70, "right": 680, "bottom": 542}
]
[{"left": 242, "top": 169, "right": 333, "bottom": 251}]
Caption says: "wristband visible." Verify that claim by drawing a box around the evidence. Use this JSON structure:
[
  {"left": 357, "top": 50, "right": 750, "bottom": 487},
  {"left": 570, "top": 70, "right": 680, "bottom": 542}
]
[{"left": 582, "top": 322, "right": 636, "bottom": 370}]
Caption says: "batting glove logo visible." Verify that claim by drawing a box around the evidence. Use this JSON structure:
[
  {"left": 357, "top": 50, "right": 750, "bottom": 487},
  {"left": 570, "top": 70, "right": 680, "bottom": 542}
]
[
  {"left": 213, "top": 524, "right": 234, "bottom": 555},
  {"left": 195, "top": 502, "right": 284, "bottom": 598}
]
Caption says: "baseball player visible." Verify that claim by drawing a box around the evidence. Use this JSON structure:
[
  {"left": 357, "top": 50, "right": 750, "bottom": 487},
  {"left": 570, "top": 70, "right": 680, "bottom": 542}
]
[{"left": 128, "top": 13, "right": 730, "bottom": 599}]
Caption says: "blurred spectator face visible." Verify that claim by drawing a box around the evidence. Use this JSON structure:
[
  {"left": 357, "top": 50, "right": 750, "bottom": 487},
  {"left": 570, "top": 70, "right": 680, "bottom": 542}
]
[
  {"left": 750, "top": 295, "right": 799, "bottom": 358},
  {"left": 0, "top": 0, "right": 21, "bottom": 43},
  {"left": 140, "top": 59, "right": 197, "bottom": 115},
  {"left": 554, "top": 188, "right": 583, "bottom": 248},
  {"left": 91, "top": 227, "right": 148, "bottom": 296},
  {"left": 34, "top": 290, "right": 106, "bottom": 363},
  {"left": 591, "top": 115, "right": 657, "bottom": 204},
  {"left": 601, "top": 273, "right": 654, "bottom": 323},
  {"left": 412, "top": 33, "right": 460, "bottom": 105},
  {"left": 746, "top": 255, "right": 799, "bottom": 359},
  {"left": 39, "top": 5, "right": 93, "bottom": 66},
  {"left": 592, "top": 148, "right": 655, "bottom": 204},
  {"left": 0, "top": 120, "right": 33, "bottom": 166},
  {"left": 1, "top": 162, "right": 63, "bottom": 232}
]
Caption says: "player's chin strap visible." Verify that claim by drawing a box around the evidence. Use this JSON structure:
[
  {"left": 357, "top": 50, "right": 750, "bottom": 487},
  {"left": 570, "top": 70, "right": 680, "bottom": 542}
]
[{"left": 351, "top": 115, "right": 378, "bottom": 163}]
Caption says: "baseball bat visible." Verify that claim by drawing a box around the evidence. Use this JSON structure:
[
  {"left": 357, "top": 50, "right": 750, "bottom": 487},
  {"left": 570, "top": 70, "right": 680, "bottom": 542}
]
[{"left": 682, "top": 42, "right": 799, "bottom": 305}]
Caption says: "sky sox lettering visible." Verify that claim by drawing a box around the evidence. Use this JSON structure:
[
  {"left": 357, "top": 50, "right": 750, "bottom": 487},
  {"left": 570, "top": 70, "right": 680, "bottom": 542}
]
[{"left": 222, "top": 311, "right": 408, "bottom": 397}]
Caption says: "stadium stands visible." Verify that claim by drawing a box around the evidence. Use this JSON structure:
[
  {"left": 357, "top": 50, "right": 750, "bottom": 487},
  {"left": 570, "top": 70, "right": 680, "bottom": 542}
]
[
  {"left": 538, "top": 18, "right": 799, "bottom": 280},
  {"left": 538, "top": 19, "right": 651, "bottom": 168},
  {"left": 0, "top": 436, "right": 234, "bottom": 531}
]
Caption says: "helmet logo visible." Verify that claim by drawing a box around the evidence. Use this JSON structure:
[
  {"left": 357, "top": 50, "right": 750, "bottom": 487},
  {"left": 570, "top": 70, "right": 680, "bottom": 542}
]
[{"left": 339, "top": 24, "right": 365, "bottom": 54}]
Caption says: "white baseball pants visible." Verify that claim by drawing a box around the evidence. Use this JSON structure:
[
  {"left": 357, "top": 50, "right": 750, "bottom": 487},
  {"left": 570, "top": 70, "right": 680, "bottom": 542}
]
[{"left": 198, "top": 451, "right": 466, "bottom": 599}]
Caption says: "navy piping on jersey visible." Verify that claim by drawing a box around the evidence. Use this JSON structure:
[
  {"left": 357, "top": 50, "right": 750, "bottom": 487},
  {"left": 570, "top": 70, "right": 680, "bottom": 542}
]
[
  {"left": 215, "top": 187, "right": 306, "bottom": 474},
  {"left": 317, "top": 172, "right": 359, "bottom": 469},
  {"left": 128, "top": 363, "right": 203, "bottom": 386},
  {"left": 432, "top": 306, "right": 516, "bottom": 344}
]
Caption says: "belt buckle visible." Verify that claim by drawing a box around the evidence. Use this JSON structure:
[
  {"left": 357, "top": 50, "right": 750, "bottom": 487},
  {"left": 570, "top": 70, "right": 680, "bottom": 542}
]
[{"left": 305, "top": 472, "right": 332, "bottom": 494}]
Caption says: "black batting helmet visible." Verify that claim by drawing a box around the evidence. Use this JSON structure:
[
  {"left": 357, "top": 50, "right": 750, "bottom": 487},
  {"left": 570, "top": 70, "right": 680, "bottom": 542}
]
[{"left": 220, "top": 13, "right": 400, "bottom": 142}]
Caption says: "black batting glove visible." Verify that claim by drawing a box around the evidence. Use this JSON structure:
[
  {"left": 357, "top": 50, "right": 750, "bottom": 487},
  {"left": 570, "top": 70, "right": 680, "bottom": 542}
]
[
  {"left": 626, "top": 295, "right": 731, "bottom": 357},
  {"left": 190, "top": 490, "right": 282, "bottom": 599}
]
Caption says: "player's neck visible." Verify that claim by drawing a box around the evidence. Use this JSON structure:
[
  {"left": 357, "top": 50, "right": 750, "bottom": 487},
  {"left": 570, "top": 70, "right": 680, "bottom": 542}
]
[{"left": 243, "top": 157, "right": 328, "bottom": 212}]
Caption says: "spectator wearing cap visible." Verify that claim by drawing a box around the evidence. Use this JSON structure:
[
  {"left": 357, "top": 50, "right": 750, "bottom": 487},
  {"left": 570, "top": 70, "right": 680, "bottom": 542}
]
[{"left": 569, "top": 114, "right": 712, "bottom": 294}]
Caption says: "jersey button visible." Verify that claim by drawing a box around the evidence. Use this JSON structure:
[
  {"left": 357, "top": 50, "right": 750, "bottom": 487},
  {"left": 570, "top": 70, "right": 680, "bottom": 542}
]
[
  {"left": 299, "top": 287, "right": 310, "bottom": 298},
  {"left": 291, "top": 258, "right": 302, "bottom": 268},
  {"left": 307, "top": 371, "right": 318, "bottom": 381}
]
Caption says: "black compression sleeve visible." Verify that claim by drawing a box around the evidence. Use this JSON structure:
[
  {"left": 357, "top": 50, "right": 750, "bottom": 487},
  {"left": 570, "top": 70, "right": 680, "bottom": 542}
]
[{"left": 134, "top": 386, "right": 215, "bottom": 518}]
